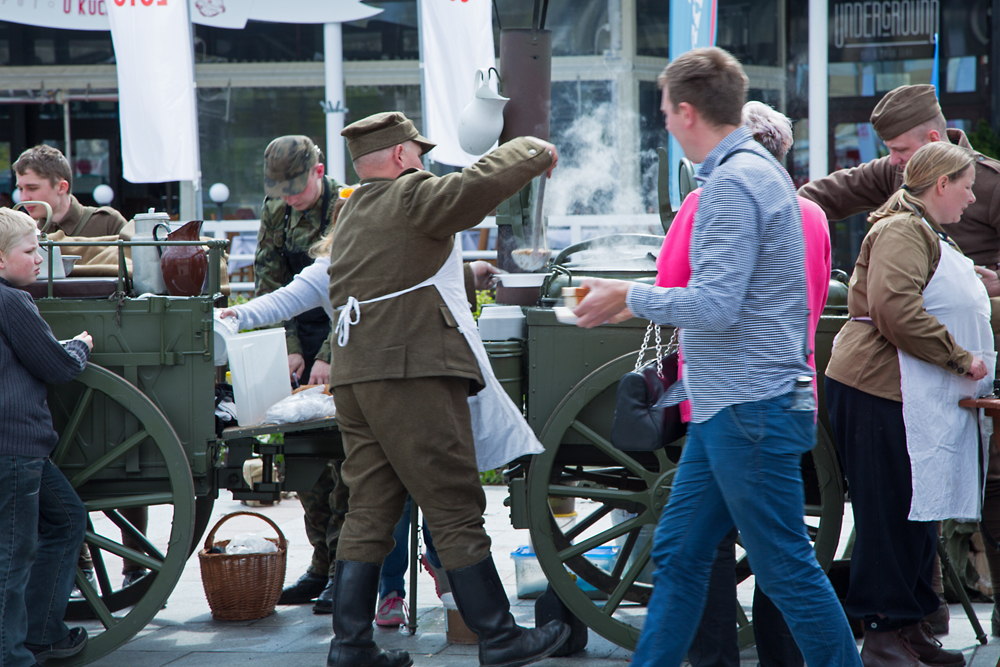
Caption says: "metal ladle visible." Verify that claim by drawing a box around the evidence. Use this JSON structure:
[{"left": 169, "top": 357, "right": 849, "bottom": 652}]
[{"left": 511, "top": 173, "right": 551, "bottom": 271}]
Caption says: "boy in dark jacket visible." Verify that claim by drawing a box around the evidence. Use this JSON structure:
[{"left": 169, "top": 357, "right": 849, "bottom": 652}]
[{"left": 0, "top": 208, "right": 93, "bottom": 667}]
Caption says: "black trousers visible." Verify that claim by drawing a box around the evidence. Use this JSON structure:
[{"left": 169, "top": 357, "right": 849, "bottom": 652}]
[
  {"left": 689, "top": 528, "right": 803, "bottom": 667},
  {"left": 825, "top": 377, "right": 939, "bottom": 630}
]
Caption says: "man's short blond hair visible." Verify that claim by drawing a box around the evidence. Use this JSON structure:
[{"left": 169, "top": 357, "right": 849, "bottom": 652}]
[
  {"left": 13, "top": 145, "right": 73, "bottom": 189},
  {"left": 0, "top": 208, "right": 38, "bottom": 255},
  {"left": 658, "top": 47, "right": 748, "bottom": 128}
]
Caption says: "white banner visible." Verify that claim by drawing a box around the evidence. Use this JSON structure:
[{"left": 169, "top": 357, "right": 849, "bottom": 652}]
[
  {"left": 419, "top": 0, "right": 496, "bottom": 167},
  {"left": 108, "top": 0, "right": 199, "bottom": 182},
  {"left": 1, "top": 0, "right": 379, "bottom": 30}
]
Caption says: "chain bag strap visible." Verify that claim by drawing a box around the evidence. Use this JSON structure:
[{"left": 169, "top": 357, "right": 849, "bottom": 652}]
[{"left": 635, "top": 321, "right": 679, "bottom": 378}]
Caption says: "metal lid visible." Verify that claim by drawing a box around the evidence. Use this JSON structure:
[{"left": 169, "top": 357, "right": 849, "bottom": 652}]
[{"left": 133, "top": 208, "right": 170, "bottom": 221}]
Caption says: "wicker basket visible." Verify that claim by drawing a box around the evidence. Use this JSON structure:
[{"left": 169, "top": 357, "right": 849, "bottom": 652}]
[{"left": 198, "top": 511, "right": 287, "bottom": 620}]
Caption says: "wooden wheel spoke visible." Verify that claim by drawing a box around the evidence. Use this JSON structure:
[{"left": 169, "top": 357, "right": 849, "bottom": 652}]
[
  {"left": 602, "top": 539, "right": 650, "bottom": 614},
  {"left": 653, "top": 446, "right": 675, "bottom": 471},
  {"left": 104, "top": 510, "right": 166, "bottom": 562},
  {"left": 75, "top": 571, "right": 118, "bottom": 628},
  {"left": 568, "top": 420, "right": 658, "bottom": 481},
  {"left": 563, "top": 504, "right": 613, "bottom": 542},
  {"left": 611, "top": 530, "right": 641, "bottom": 579},
  {"left": 69, "top": 429, "right": 150, "bottom": 488},
  {"left": 557, "top": 515, "right": 642, "bottom": 561},
  {"left": 51, "top": 386, "right": 95, "bottom": 466},
  {"left": 88, "top": 529, "right": 114, "bottom": 597},
  {"left": 86, "top": 532, "right": 163, "bottom": 573},
  {"left": 85, "top": 493, "right": 174, "bottom": 512}
]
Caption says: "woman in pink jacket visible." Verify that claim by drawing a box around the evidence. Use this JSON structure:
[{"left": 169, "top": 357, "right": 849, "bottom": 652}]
[{"left": 662, "top": 102, "right": 831, "bottom": 667}]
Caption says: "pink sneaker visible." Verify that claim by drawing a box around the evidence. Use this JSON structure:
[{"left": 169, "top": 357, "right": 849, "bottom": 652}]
[
  {"left": 375, "top": 592, "right": 408, "bottom": 627},
  {"left": 420, "top": 554, "right": 450, "bottom": 599}
]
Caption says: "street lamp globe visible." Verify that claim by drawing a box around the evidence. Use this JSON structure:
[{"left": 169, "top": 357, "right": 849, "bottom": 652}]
[
  {"left": 209, "top": 183, "right": 230, "bottom": 205},
  {"left": 12, "top": 189, "right": 21, "bottom": 205},
  {"left": 209, "top": 183, "right": 230, "bottom": 221},
  {"left": 93, "top": 184, "right": 115, "bottom": 205}
]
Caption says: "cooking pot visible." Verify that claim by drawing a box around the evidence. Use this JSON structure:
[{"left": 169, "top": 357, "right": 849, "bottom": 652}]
[
  {"left": 539, "top": 234, "right": 661, "bottom": 300},
  {"left": 825, "top": 269, "right": 850, "bottom": 314}
]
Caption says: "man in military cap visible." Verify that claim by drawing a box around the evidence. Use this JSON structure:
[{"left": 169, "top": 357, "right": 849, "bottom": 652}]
[
  {"left": 323, "top": 111, "right": 568, "bottom": 667},
  {"left": 800, "top": 84, "right": 1000, "bottom": 636},
  {"left": 258, "top": 135, "right": 347, "bottom": 612},
  {"left": 800, "top": 84, "right": 1000, "bottom": 267},
  {"left": 258, "top": 135, "right": 345, "bottom": 385},
  {"left": 14, "top": 145, "right": 127, "bottom": 237}
]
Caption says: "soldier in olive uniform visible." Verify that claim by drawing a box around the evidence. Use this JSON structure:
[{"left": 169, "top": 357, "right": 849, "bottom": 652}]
[
  {"left": 799, "top": 84, "right": 1000, "bottom": 636},
  {"left": 324, "top": 112, "right": 569, "bottom": 667},
  {"left": 799, "top": 85, "right": 1000, "bottom": 266},
  {"left": 258, "top": 136, "right": 349, "bottom": 611},
  {"left": 14, "top": 145, "right": 127, "bottom": 237}
]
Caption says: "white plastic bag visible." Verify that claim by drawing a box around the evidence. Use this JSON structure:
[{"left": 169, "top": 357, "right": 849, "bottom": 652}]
[
  {"left": 263, "top": 386, "right": 336, "bottom": 425},
  {"left": 225, "top": 533, "right": 278, "bottom": 555}
]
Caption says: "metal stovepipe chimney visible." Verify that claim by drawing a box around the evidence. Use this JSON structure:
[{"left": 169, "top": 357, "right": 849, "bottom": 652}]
[{"left": 495, "top": 26, "right": 553, "bottom": 305}]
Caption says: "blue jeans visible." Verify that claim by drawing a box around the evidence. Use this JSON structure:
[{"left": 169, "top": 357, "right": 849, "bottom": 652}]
[
  {"left": 630, "top": 393, "right": 860, "bottom": 667},
  {"left": 0, "top": 457, "right": 87, "bottom": 667},
  {"left": 380, "top": 496, "right": 440, "bottom": 599}
]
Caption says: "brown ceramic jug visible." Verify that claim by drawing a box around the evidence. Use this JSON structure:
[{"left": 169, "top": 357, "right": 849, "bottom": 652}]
[{"left": 156, "top": 220, "right": 207, "bottom": 297}]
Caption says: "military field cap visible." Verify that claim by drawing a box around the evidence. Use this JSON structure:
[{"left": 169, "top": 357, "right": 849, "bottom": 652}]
[
  {"left": 870, "top": 85, "right": 942, "bottom": 141},
  {"left": 342, "top": 112, "right": 436, "bottom": 161},
  {"left": 263, "top": 135, "right": 319, "bottom": 198}
]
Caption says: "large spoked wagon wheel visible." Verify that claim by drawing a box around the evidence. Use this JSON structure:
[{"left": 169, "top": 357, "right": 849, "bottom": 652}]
[
  {"left": 526, "top": 352, "right": 844, "bottom": 651},
  {"left": 47, "top": 363, "right": 195, "bottom": 666}
]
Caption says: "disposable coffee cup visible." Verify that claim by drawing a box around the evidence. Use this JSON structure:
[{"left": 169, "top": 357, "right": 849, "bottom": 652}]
[{"left": 561, "top": 286, "right": 590, "bottom": 308}]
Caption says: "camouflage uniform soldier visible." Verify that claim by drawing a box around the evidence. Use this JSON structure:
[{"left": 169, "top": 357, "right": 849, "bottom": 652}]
[
  {"left": 257, "top": 135, "right": 345, "bottom": 384},
  {"left": 259, "top": 136, "right": 347, "bottom": 611}
]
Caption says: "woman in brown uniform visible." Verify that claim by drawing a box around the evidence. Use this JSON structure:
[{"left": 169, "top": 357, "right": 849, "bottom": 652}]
[{"left": 826, "top": 142, "right": 994, "bottom": 667}]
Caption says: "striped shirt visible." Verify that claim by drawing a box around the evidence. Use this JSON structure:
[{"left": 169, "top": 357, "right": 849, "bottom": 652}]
[{"left": 626, "top": 126, "right": 811, "bottom": 423}]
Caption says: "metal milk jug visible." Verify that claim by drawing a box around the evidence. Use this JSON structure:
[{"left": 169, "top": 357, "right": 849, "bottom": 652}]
[{"left": 131, "top": 209, "right": 169, "bottom": 295}]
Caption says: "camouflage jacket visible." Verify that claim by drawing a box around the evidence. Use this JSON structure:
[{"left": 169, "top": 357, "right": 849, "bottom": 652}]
[{"left": 255, "top": 174, "right": 344, "bottom": 363}]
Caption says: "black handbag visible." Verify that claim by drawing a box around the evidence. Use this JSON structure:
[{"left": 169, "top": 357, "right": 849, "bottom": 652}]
[{"left": 610, "top": 324, "right": 687, "bottom": 451}]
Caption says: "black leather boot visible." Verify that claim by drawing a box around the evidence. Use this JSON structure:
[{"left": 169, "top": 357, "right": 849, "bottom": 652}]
[
  {"left": 327, "top": 561, "right": 412, "bottom": 667},
  {"left": 313, "top": 578, "right": 335, "bottom": 614},
  {"left": 447, "top": 555, "right": 569, "bottom": 667},
  {"left": 278, "top": 571, "right": 328, "bottom": 605}
]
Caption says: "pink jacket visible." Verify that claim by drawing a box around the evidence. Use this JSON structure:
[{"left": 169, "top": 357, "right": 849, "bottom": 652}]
[{"left": 655, "top": 189, "right": 831, "bottom": 421}]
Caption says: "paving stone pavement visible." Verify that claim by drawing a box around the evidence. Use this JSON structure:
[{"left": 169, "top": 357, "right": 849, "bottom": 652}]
[{"left": 85, "top": 486, "right": 1000, "bottom": 667}]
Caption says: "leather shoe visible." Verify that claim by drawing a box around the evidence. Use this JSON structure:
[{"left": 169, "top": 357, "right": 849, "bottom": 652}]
[
  {"left": 278, "top": 571, "right": 328, "bottom": 605},
  {"left": 861, "top": 629, "right": 935, "bottom": 667},
  {"left": 922, "top": 597, "right": 949, "bottom": 635},
  {"left": 899, "top": 623, "right": 964, "bottom": 667},
  {"left": 314, "top": 577, "right": 335, "bottom": 614}
]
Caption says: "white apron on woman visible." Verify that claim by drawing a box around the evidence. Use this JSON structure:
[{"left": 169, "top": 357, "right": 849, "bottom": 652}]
[
  {"left": 899, "top": 223, "right": 996, "bottom": 521},
  {"left": 335, "top": 241, "right": 543, "bottom": 471}
]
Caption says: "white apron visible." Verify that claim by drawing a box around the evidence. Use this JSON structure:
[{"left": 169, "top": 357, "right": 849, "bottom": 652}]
[
  {"left": 335, "top": 241, "right": 543, "bottom": 471},
  {"left": 899, "top": 222, "right": 996, "bottom": 521}
]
